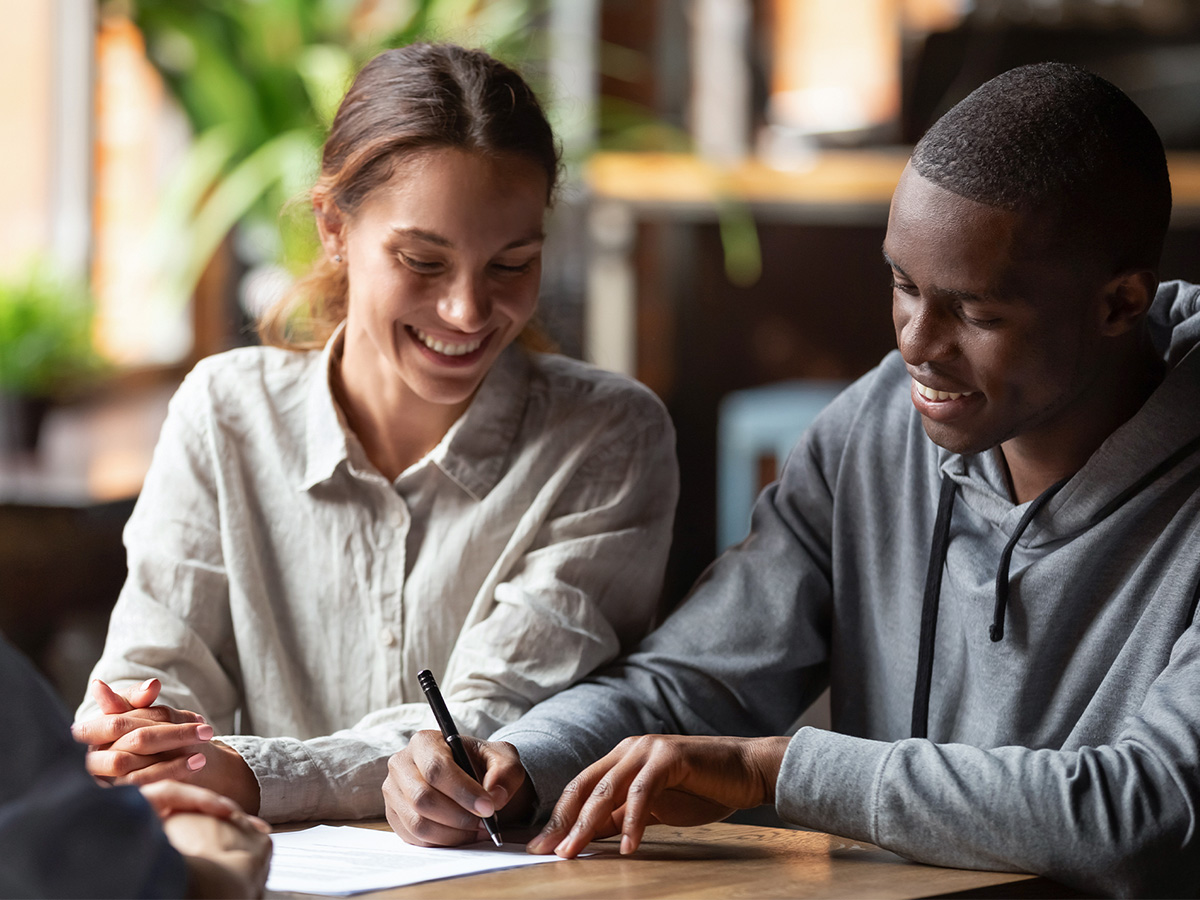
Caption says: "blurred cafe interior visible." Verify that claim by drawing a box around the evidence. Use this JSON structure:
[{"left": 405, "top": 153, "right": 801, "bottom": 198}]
[{"left": 3, "top": 0, "right": 1200, "bottom": 705}]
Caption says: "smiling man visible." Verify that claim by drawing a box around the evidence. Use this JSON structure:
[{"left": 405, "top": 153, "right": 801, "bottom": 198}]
[{"left": 383, "top": 63, "right": 1200, "bottom": 896}]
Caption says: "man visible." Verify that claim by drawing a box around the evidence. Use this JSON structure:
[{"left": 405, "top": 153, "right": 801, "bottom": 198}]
[
  {"left": 0, "top": 635, "right": 272, "bottom": 898},
  {"left": 382, "top": 63, "right": 1200, "bottom": 896}
]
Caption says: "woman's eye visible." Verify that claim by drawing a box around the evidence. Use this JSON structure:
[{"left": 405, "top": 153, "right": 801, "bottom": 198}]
[
  {"left": 400, "top": 253, "right": 443, "bottom": 273},
  {"left": 890, "top": 278, "right": 918, "bottom": 295},
  {"left": 492, "top": 259, "right": 535, "bottom": 275}
]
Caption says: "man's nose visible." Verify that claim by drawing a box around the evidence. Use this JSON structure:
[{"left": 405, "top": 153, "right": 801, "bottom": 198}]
[{"left": 895, "top": 298, "right": 956, "bottom": 367}]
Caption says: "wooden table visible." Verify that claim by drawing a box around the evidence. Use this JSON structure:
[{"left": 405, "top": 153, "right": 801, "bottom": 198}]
[{"left": 267, "top": 820, "right": 1073, "bottom": 899}]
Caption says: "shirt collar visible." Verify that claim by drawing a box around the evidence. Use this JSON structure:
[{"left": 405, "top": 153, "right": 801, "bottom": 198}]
[
  {"left": 299, "top": 322, "right": 355, "bottom": 492},
  {"left": 299, "top": 326, "right": 531, "bottom": 499}
]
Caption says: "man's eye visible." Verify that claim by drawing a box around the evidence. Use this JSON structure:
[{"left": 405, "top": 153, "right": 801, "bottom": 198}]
[{"left": 890, "top": 278, "right": 918, "bottom": 295}]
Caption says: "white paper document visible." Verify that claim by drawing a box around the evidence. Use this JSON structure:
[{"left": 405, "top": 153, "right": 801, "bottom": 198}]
[{"left": 266, "top": 824, "right": 562, "bottom": 895}]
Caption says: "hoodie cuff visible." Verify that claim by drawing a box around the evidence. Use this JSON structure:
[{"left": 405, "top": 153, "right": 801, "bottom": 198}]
[
  {"left": 490, "top": 726, "right": 592, "bottom": 824},
  {"left": 219, "top": 734, "right": 321, "bottom": 823},
  {"left": 776, "top": 727, "right": 894, "bottom": 843}
]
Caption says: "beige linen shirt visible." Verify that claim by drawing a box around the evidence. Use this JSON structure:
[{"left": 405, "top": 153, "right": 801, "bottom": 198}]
[{"left": 76, "top": 333, "right": 678, "bottom": 822}]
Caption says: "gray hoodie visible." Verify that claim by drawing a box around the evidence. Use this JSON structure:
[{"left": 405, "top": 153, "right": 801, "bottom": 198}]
[{"left": 492, "top": 280, "right": 1200, "bottom": 897}]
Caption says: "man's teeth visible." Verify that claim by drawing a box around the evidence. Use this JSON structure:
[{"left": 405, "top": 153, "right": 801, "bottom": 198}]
[
  {"left": 915, "top": 380, "right": 974, "bottom": 402},
  {"left": 413, "top": 327, "right": 482, "bottom": 357}
]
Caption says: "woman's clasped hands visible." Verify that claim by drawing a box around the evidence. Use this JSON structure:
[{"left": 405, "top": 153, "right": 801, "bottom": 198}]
[{"left": 72, "top": 677, "right": 261, "bottom": 814}]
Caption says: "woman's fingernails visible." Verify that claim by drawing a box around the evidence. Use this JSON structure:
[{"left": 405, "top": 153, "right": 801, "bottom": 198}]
[
  {"left": 138, "top": 678, "right": 157, "bottom": 692},
  {"left": 186, "top": 753, "right": 207, "bottom": 771},
  {"left": 196, "top": 724, "right": 214, "bottom": 741},
  {"left": 620, "top": 835, "right": 633, "bottom": 855},
  {"left": 473, "top": 797, "right": 495, "bottom": 817}
]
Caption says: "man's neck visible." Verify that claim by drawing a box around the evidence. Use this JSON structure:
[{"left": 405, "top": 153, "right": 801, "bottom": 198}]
[{"left": 1000, "top": 343, "right": 1166, "bottom": 504}]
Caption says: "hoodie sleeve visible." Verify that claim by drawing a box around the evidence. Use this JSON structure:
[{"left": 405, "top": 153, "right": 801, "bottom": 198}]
[
  {"left": 492, "top": 375, "right": 860, "bottom": 819},
  {"left": 776, "top": 619, "right": 1200, "bottom": 899}
]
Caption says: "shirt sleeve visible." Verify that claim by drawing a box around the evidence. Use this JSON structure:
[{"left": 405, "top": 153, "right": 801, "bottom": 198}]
[
  {"left": 75, "top": 373, "right": 241, "bottom": 732},
  {"left": 0, "top": 636, "right": 187, "bottom": 899},
  {"left": 223, "top": 397, "right": 680, "bottom": 823},
  {"left": 775, "top": 628, "right": 1200, "bottom": 898}
]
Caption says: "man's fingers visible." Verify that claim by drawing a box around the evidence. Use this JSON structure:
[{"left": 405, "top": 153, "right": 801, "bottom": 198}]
[
  {"left": 556, "top": 763, "right": 646, "bottom": 858},
  {"left": 384, "top": 752, "right": 480, "bottom": 846},
  {"left": 528, "top": 761, "right": 616, "bottom": 856},
  {"left": 618, "top": 772, "right": 663, "bottom": 855},
  {"left": 411, "top": 733, "right": 495, "bottom": 818},
  {"left": 87, "top": 747, "right": 208, "bottom": 782},
  {"left": 475, "top": 740, "right": 526, "bottom": 812}
]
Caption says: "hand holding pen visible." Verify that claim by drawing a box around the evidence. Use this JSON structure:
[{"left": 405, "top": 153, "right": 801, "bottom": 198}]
[{"left": 416, "top": 669, "right": 504, "bottom": 846}]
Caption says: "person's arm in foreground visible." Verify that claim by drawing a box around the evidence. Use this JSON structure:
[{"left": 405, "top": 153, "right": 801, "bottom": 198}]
[{"left": 0, "top": 635, "right": 270, "bottom": 898}]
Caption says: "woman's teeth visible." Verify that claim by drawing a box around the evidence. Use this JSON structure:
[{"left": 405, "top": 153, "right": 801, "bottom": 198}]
[
  {"left": 915, "top": 380, "right": 975, "bottom": 402},
  {"left": 412, "top": 327, "right": 483, "bottom": 357}
]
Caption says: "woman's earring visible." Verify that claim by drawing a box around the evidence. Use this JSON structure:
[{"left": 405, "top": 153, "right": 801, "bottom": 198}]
[{"left": 333, "top": 254, "right": 343, "bottom": 263}]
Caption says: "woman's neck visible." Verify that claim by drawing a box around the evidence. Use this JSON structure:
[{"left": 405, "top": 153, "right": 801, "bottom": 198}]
[{"left": 330, "top": 349, "right": 469, "bottom": 482}]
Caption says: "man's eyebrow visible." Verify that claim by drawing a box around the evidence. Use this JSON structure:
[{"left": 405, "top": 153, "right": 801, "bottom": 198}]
[
  {"left": 388, "top": 227, "right": 546, "bottom": 250},
  {"left": 881, "top": 248, "right": 907, "bottom": 279},
  {"left": 881, "top": 247, "right": 996, "bottom": 303}
]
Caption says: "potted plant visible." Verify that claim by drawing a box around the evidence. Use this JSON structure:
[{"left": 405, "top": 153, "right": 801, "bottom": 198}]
[{"left": 0, "top": 263, "right": 103, "bottom": 455}]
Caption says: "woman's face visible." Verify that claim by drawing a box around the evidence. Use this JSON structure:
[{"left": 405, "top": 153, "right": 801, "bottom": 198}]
[{"left": 330, "top": 148, "right": 548, "bottom": 413}]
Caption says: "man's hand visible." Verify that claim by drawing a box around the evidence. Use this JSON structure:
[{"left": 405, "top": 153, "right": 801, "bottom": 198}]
[
  {"left": 75, "top": 679, "right": 261, "bottom": 814},
  {"left": 383, "top": 731, "right": 533, "bottom": 847},
  {"left": 148, "top": 782, "right": 272, "bottom": 900},
  {"left": 527, "top": 734, "right": 791, "bottom": 858}
]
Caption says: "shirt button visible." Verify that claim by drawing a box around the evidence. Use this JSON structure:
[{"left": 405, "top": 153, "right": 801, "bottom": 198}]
[{"left": 380, "top": 627, "right": 397, "bottom": 647}]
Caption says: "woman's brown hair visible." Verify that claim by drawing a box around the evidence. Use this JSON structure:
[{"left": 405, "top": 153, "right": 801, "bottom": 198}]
[{"left": 258, "top": 42, "right": 561, "bottom": 351}]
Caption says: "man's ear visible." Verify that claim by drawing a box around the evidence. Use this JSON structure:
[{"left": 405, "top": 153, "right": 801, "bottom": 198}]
[
  {"left": 313, "top": 187, "right": 348, "bottom": 262},
  {"left": 1098, "top": 269, "right": 1157, "bottom": 337}
]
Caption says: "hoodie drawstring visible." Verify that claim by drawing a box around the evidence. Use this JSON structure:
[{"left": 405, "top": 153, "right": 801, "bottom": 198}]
[
  {"left": 911, "top": 476, "right": 958, "bottom": 739},
  {"left": 990, "top": 477, "right": 1069, "bottom": 642},
  {"left": 911, "top": 473, "right": 1068, "bottom": 739}
]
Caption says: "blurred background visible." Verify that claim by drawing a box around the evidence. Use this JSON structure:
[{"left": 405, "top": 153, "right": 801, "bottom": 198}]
[{"left": 3, "top": 0, "right": 1200, "bottom": 706}]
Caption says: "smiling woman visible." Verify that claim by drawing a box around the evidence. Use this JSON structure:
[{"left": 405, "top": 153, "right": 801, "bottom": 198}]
[{"left": 71, "top": 43, "right": 679, "bottom": 826}]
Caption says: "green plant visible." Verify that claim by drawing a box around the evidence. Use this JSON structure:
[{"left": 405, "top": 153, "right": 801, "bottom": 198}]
[{"left": 0, "top": 264, "right": 103, "bottom": 398}]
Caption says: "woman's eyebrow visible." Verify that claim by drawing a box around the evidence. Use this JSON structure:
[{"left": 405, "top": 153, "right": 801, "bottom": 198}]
[{"left": 387, "top": 228, "right": 546, "bottom": 250}]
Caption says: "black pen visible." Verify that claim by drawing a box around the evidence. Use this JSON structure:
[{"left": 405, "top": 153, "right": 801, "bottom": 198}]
[{"left": 417, "top": 668, "right": 503, "bottom": 846}]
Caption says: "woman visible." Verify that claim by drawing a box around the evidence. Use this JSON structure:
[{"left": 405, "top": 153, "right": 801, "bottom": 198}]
[{"left": 73, "top": 43, "right": 678, "bottom": 824}]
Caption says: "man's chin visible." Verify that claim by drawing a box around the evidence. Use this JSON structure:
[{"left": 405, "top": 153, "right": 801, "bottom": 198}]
[{"left": 921, "top": 419, "right": 997, "bottom": 457}]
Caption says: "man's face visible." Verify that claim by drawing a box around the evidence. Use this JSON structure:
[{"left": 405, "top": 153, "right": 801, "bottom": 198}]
[{"left": 883, "top": 164, "right": 1110, "bottom": 457}]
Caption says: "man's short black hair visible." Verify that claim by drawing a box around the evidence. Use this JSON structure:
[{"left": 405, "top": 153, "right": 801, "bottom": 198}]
[{"left": 911, "top": 62, "right": 1172, "bottom": 272}]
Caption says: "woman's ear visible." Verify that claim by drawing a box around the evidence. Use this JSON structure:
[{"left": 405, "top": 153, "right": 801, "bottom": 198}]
[
  {"left": 313, "top": 188, "right": 348, "bottom": 263},
  {"left": 1098, "top": 269, "right": 1157, "bottom": 337}
]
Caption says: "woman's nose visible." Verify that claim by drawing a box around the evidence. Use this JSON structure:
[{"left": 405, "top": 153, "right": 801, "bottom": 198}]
[{"left": 437, "top": 276, "right": 492, "bottom": 332}]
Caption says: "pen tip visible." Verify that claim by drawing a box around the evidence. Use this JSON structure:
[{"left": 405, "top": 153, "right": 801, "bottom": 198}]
[{"left": 492, "top": 833, "right": 503, "bottom": 847}]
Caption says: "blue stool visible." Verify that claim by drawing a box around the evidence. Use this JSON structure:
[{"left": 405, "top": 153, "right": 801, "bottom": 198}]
[{"left": 716, "top": 380, "right": 847, "bottom": 553}]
